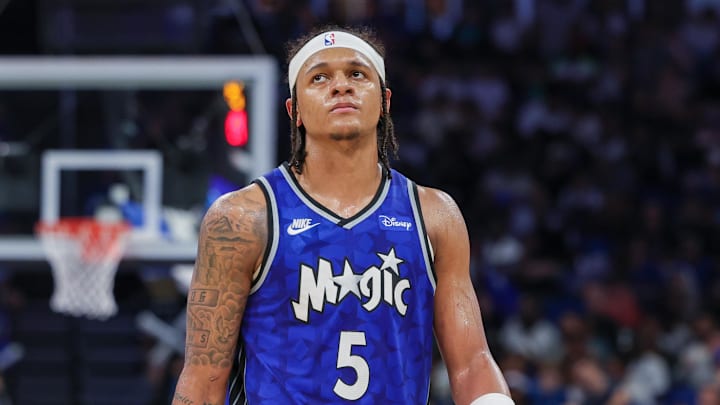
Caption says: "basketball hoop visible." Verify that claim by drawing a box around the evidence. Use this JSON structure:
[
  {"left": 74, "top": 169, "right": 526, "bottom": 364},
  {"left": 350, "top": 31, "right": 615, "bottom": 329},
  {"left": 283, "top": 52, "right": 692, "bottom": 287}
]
[{"left": 36, "top": 218, "right": 131, "bottom": 320}]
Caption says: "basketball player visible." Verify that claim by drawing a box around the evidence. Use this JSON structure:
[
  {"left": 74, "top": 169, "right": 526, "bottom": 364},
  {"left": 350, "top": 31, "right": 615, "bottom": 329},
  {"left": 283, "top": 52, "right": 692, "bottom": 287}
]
[{"left": 173, "top": 26, "right": 512, "bottom": 405}]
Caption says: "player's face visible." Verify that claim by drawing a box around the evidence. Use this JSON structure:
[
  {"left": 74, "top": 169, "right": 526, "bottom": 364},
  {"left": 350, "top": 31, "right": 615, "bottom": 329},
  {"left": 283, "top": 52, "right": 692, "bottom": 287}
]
[{"left": 288, "top": 47, "right": 390, "bottom": 141}]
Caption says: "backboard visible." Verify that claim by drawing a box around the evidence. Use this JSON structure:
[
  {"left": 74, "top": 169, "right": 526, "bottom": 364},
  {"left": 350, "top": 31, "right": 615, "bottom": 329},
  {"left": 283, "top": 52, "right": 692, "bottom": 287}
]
[{"left": 0, "top": 56, "right": 278, "bottom": 263}]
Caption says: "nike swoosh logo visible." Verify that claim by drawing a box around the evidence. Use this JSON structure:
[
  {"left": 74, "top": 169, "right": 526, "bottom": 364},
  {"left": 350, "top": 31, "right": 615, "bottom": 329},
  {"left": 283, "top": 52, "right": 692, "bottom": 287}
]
[{"left": 286, "top": 222, "right": 321, "bottom": 235}]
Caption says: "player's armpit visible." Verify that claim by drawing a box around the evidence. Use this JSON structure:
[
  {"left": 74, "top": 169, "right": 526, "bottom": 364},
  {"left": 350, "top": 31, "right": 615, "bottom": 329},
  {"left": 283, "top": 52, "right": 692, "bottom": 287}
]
[{"left": 173, "top": 184, "right": 267, "bottom": 403}]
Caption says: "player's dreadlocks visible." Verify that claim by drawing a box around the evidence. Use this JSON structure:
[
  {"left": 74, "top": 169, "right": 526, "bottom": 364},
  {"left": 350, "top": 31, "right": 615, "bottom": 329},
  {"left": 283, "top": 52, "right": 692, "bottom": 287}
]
[{"left": 286, "top": 25, "right": 398, "bottom": 178}]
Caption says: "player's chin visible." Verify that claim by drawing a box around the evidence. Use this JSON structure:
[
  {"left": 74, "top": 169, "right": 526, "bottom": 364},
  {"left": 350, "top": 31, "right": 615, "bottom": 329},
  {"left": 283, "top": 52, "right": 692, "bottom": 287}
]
[
  {"left": 327, "top": 121, "right": 363, "bottom": 140},
  {"left": 329, "top": 129, "right": 361, "bottom": 141}
]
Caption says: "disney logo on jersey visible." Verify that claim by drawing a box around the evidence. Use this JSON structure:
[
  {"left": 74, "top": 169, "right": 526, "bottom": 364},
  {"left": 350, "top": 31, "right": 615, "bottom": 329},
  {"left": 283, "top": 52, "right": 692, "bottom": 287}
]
[
  {"left": 378, "top": 215, "right": 413, "bottom": 231},
  {"left": 287, "top": 218, "right": 321, "bottom": 235},
  {"left": 291, "top": 248, "right": 409, "bottom": 323}
]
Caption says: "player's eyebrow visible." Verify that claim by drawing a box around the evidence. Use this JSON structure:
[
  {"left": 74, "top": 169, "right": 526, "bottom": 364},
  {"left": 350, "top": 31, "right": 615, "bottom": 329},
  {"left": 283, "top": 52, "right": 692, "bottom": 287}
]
[{"left": 304, "top": 59, "right": 372, "bottom": 75}]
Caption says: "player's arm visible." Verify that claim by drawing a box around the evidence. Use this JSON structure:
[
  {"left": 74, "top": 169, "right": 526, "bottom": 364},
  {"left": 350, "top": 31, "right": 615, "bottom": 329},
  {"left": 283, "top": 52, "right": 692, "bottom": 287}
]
[
  {"left": 418, "top": 186, "right": 512, "bottom": 405},
  {"left": 172, "top": 184, "right": 267, "bottom": 405}
]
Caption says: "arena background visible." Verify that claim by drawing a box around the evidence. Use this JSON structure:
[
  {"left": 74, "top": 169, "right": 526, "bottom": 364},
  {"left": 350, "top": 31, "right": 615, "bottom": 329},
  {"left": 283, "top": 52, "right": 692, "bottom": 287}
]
[{"left": 1, "top": 0, "right": 720, "bottom": 404}]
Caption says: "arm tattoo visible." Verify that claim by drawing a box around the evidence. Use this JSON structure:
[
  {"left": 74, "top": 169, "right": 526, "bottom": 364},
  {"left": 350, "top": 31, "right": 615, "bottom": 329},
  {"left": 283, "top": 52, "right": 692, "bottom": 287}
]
[
  {"left": 185, "top": 190, "right": 266, "bottom": 369},
  {"left": 196, "top": 216, "right": 253, "bottom": 284},
  {"left": 174, "top": 393, "right": 194, "bottom": 404},
  {"left": 172, "top": 394, "right": 220, "bottom": 405}
]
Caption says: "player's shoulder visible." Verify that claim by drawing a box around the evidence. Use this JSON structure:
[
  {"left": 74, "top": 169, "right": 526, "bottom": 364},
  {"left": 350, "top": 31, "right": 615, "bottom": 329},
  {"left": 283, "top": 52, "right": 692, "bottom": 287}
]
[
  {"left": 203, "top": 183, "right": 267, "bottom": 228},
  {"left": 199, "top": 183, "right": 268, "bottom": 275},
  {"left": 413, "top": 184, "right": 467, "bottom": 241},
  {"left": 414, "top": 184, "right": 462, "bottom": 216}
]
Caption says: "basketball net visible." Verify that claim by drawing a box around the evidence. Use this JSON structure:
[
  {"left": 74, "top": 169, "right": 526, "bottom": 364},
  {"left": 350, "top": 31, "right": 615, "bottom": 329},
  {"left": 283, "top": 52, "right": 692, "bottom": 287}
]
[{"left": 36, "top": 218, "right": 131, "bottom": 320}]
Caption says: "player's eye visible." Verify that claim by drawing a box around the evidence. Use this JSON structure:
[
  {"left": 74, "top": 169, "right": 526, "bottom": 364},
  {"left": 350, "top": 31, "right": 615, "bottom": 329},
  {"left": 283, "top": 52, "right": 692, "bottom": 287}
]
[
  {"left": 351, "top": 71, "right": 365, "bottom": 79},
  {"left": 312, "top": 74, "right": 327, "bottom": 83}
]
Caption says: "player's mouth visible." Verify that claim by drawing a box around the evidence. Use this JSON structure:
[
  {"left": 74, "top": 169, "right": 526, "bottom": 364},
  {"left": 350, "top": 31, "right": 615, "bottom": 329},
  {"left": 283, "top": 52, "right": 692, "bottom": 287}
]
[{"left": 330, "top": 102, "right": 358, "bottom": 113}]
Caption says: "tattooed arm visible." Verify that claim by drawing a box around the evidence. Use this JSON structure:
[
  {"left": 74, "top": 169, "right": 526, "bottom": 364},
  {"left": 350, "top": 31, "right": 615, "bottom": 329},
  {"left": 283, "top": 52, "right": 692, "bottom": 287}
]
[{"left": 172, "top": 184, "right": 267, "bottom": 404}]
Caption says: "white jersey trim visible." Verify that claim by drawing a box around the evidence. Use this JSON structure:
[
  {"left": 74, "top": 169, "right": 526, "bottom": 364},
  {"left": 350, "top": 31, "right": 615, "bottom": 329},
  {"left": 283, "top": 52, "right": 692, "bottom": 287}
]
[
  {"left": 407, "top": 179, "right": 436, "bottom": 292},
  {"left": 251, "top": 176, "right": 280, "bottom": 295},
  {"left": 279, "top": 163, "right": 390, "bottom": 230}
]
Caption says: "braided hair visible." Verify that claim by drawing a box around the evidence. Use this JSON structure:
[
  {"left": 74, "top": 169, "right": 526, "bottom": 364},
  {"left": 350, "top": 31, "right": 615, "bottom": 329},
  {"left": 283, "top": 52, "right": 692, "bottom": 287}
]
[{"left": 286, "top": 25, "right": 398, "bottom": 178}]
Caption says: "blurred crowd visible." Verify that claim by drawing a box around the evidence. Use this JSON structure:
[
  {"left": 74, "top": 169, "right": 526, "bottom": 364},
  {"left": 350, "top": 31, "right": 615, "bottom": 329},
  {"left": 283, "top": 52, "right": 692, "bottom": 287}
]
[{"left": 2, "top": 0, "right": 720, "bottom": 404}]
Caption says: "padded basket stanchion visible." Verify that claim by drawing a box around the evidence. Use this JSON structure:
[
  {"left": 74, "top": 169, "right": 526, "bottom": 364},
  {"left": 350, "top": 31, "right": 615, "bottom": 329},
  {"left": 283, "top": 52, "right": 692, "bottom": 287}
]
[{"left": 36, "top": 218, "right": 131, "bottom": 320}]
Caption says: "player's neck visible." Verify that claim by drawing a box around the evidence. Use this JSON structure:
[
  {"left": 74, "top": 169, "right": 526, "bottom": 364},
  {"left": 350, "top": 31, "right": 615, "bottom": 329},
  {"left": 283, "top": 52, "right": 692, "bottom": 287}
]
[{"left": 294, "top": 141, "right": 382, "bottom": 217}]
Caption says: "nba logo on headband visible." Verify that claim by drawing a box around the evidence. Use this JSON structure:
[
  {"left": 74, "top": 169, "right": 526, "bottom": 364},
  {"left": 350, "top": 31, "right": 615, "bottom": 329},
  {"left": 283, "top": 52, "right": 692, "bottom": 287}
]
[{"left": 324, "top": 33, "right": 335, "bottom": 46}]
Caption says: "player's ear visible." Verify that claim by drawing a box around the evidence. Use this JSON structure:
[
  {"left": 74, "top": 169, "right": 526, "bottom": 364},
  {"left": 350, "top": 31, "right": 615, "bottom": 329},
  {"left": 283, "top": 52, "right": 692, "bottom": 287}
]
[
  {"left": 285, "top": 98, "right": 293, "bottom": 119},
  {"left": 285, "top": 98, "right": 302, "bottom": 127}
]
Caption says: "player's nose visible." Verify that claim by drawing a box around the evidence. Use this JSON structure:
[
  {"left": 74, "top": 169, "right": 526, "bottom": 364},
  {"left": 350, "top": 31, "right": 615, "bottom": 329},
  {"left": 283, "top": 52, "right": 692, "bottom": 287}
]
[{"left": 330, "top": 73, "right": 354, "bottom": 95}]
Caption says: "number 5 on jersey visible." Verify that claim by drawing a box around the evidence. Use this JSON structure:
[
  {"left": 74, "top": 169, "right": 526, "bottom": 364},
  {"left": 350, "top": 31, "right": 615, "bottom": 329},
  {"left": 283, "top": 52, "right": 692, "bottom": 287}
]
[{"left": 334, "top": 331, "right": 369, "bottom": 400}]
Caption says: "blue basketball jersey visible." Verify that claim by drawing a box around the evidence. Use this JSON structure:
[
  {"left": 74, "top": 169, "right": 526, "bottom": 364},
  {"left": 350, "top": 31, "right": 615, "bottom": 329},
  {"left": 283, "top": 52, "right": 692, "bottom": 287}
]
[{"left": 226, "top": 163, "right": 436, "bottom": 404}]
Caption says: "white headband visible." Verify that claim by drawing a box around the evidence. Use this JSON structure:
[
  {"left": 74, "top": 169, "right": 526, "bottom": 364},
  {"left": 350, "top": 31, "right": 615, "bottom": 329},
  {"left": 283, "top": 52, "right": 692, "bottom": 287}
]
[{"left": 288, "top": 31, "right": 385, "bottom": 93}]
